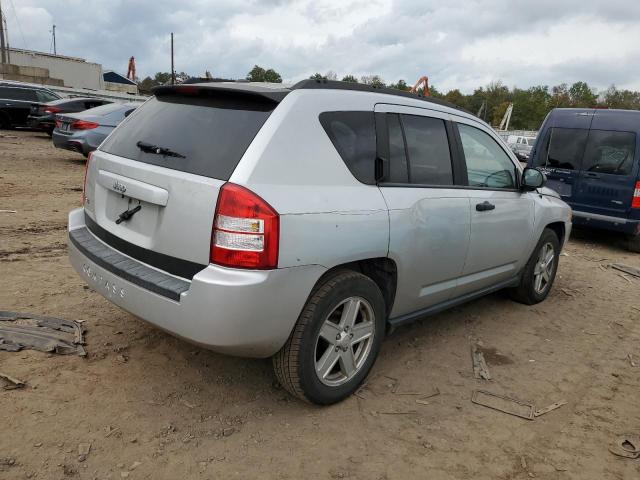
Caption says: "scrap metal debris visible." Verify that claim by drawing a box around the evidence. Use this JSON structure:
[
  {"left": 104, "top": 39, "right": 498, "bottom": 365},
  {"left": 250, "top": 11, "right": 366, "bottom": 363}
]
[
  {"left": 0, "top": 372, "right": 25, "bottom": 390},
  {"left": 471, "top": 344, "right": 492, "bottom": 380},
  {"left": 472, "top": 390, "right": 567, "bottom": 421},
  {"left": 609, "top": 435, "right": 640, "bottom": 459},
  {"left": 534, "top": 400, "right": 567, "bottom": 417},
  {"left": 0, "top": 311, "right": 86, "bottom": 356},
  {"left": 610, "top": 263, "right": 640, "bottom": 279},
  {"left": 472, "top": 390, "right": 534, "bottom": 420}
]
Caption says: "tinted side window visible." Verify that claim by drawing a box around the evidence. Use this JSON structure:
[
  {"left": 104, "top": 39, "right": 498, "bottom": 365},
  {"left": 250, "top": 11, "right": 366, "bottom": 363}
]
[
  {"left": 458, "top": 123, "right": 516, "bottom": 189},
  {"left": 37, "top": 90, "right": 59, "bottom": 103},
  {"left": 544, "top": 128, "right": 589, "bottom": 170},
  {"left": 1, "top": 87, "right": 37, "bottom": 101},
  {"left": 387, "top": 114, "right": 408, "bottom": 183},
  {"left": 320, "top": 111, "right": 376, "bottom": 184},
  {"left": 582, "top": 130, "right": 636, "bottom": 176},
  {"left": 401, "top": 115, "right": 453, "bottom": 185}
]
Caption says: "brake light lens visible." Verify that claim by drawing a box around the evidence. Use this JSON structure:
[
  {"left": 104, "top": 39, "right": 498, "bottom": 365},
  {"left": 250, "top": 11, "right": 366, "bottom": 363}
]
[
  {"left": 633, "top": 181, "right": 640, "bottom": 209},
  {"left": 82, "top": 152, "right": 92, "bottom": 205},
  {"left": 55, "top": 119, "right": 62, "bottom": 129},
  {"left": 71, "top": 120, "right": 99, "bottom": 130},
  {"left": 210, "top": 183, "right": 279, "bottom": 269},
  {"left": 44, "top": 106, "right": 62, "bottom": 114}
]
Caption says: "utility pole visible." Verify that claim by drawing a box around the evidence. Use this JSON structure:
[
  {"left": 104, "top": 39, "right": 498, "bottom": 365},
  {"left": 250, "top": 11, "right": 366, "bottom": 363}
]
[
  {"left": 52, "top": 24, "right": 56, "bottom": 55},
  {"left": 0, "top": 0, "right": 7, "bottom": 64},
  {"left": 170, "top": 32, "right": 175, "bottom": 84}
]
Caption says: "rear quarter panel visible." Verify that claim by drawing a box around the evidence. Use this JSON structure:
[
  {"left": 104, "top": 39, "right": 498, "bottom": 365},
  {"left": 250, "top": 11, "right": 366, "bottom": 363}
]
[{"left": 230, "top": 90, "right": 390, "bottom": 269}]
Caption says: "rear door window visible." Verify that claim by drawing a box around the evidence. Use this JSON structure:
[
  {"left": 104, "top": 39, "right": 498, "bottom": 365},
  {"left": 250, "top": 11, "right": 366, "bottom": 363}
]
[
  {"left": 387, "top": 114, "right": 409, "bottom": 183},
  {"left": 581, "top": 130, "right": 636, "bottom": 176},
  {"left": 400, "top": 115, "right": 453, "bottom": 185},
  {"left": 101, "top": 94, "right": 276, "bottom": 180},
  {"left": 319, "top": 111, "right": 377, "bottom": 184},
  {"left": 0, "top": 87, "right": 37, "bottom": 101}
]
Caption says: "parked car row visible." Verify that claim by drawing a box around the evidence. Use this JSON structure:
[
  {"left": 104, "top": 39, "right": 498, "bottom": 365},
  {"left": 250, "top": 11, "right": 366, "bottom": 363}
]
[
  {"left": 0, "top": 80, "right": 138, "bottom": 157},
  {"left": 506, "top": 135, "right": 537, "bottom": 162}
]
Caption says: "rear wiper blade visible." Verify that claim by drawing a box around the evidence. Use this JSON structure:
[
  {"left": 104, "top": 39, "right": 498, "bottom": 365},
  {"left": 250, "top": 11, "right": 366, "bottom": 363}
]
[{"left": 136, "top": 141, "right": 185, "bottom": 158}]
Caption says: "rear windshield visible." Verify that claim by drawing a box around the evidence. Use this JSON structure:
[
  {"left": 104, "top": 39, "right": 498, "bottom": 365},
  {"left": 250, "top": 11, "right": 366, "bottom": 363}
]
[
  {"left": 101, "top": 94, "right": 275, "bottom": 180},
  {"left": 86, "top": 103, "right": 131, "bottom": 116}
]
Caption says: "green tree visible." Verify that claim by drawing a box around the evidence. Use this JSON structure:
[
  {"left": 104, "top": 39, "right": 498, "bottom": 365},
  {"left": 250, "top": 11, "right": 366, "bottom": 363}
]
[
  {"left": 309, "top": 72, "right": 325, "bottom": 80},
  {"left": 388, "top": 79, "right": 408, "bottom": 91},
  {"left": 246, "top": 65, "right": 282, "bottom": 83},
  {"left": 550, "top": 83, "right": 571, "bottom": 108},
  {"left": 361, "top": 75, "right": 385, "bottom": 88},
  {"left": 569, "top": 81, "right": 597, "bottom": 107},
  {"left": 341, "top": 74, "right": 359, "bottom": 83},
  {"left": 604, "top": 85, "right": 640, "bottom": 110},
  {"left": 510, "top": 86, "right": 551, "bottom": 130},
  {"left": 444, "top": 89, "right": 466, "bottom": 109}
]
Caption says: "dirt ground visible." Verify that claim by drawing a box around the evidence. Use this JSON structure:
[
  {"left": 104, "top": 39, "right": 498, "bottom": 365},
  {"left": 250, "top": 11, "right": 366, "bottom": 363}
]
[{"left": 1, "top": 130, "right": 639, "bottom": 480}]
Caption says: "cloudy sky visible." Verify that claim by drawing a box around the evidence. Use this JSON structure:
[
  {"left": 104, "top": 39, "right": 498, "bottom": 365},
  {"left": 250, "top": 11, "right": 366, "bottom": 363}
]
[{"left": 7, "top": 0, "right": 640, "bottom": 92}]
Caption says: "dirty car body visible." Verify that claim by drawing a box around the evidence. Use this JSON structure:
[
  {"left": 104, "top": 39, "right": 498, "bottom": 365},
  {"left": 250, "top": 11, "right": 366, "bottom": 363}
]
[{"left": 68, "top": 80, "right": 571, "bottom": 404}]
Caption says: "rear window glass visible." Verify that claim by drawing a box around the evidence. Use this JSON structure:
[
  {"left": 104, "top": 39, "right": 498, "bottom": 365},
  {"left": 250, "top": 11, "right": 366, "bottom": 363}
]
[
  {"left": 37, "top": 90, "right": 59, "bottom": 103},
  {"left": 86, "top": 103, "right": 131, "bottom": 116},
  {"left": 582, "top": 130, "right": 636, "bottom": 176},
  {"left": 538, "top": 127, "right": 589, "bottom": 170},
  {"left": 319, "top": 111, "right": 377, "bottom": 184},
  {"left": 0, "top": 87, "right": 37, "bottom": 101},
  {"left": 101, "top": 95, "right": 275, "bottom": 180}
]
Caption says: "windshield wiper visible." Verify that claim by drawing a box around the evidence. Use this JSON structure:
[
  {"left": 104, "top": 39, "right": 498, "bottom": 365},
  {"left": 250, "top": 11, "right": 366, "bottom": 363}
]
[{"left": 136, "top": 141, "right": 185, "bottom": 159}]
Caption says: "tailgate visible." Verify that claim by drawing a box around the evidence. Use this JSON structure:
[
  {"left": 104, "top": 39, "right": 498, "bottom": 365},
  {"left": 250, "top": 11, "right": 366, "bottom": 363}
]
[
  {"left": 84, "top": 150, "right": 223, "bottom": 267},
  {"left": 84, "top": 87, "right": 280, "bottom": 271}
]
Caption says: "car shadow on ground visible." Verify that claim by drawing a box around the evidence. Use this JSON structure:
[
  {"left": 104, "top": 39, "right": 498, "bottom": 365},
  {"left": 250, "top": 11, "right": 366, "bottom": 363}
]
[{"left": 569, "top": 225, "right": 630, "bottom": 253}]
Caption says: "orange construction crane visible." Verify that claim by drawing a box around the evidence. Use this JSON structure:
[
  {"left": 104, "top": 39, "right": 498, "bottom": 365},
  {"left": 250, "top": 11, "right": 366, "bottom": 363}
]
[
  {"left": 126, "top": 56, "right": 136, "bottom": 81},
  {"left": 410, "top": 75, "right": 430, "bottom": 96}
]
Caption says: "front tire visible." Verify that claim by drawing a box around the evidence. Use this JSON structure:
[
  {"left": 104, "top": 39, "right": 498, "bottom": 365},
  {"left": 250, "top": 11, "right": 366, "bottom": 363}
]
[
  {"left": 273, "top": 270, "right": 385, "bottom": 405},
  {"left": 510, "top": 228, "right": 560, "bottom": 305}
]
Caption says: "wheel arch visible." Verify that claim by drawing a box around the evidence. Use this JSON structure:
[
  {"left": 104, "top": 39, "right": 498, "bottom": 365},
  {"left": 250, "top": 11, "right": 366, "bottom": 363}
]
[
  {"left": 311, "top": 257, "right": 398, "bottom": 318},
  {"left": 545, "top": 221, "right": 566, "bottom": 246}
]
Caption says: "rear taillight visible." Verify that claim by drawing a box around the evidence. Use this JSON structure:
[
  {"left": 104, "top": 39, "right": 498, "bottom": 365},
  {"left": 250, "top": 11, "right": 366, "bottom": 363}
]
[
  {"left": 633, "top": 181, "right": 640, "bottom": 209},
  {"left": 210, "top": 183, "right": 279, "bottom": 269},
  {"left": 82, "top": 152, "right": 92, "bottom": 205},
  {"left": 55, "top": 119, "right": 62, "bottom": 129},
  {"left": 71, "top": 120, "right": 99, "bottom": 130},
  {"left": 44, "top": 106, "right": 62, "bottom": 114}
]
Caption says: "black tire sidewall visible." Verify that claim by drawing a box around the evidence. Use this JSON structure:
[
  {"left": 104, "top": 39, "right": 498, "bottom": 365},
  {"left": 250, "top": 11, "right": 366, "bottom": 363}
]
[
  {"left": 523, "top": 229, "right": 560, "bottom": 303},
  {"left": 298, "top": 274, "right": 385, "bottom": 405}
]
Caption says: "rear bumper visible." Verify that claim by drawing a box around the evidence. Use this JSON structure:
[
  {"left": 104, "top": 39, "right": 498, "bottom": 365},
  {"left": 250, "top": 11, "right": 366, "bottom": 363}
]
[
  {"left": 67, "top": 208, "right": 326, "bottom": 357},
  {"left": 572, "top": 210, "right": 639, "bottom": 235},
  {"left": 27, "top": 115, "right": 54, "bottom": 130}
]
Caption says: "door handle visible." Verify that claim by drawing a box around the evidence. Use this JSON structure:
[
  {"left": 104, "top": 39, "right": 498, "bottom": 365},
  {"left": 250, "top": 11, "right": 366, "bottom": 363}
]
[
  {"left": 476, "top": 201, "right": 496, "bottom": 212},
  {"left": 584, "top": 172, "right": 599, "bottom": 178}
]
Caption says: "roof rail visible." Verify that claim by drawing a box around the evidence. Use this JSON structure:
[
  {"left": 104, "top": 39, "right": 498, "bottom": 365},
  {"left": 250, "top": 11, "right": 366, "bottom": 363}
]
[{"left": 290, "top": 79, "right": 469, "bottom": 113}]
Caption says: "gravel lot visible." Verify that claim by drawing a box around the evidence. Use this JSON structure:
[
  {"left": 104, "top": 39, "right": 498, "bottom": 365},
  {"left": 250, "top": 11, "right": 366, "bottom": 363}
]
[{"left": 1, "top": 130, "right": 639, "bottom": 480}]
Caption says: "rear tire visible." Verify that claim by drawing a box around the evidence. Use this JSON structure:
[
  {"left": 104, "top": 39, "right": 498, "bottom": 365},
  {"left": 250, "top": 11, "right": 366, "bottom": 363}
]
[
  {"left": 273, "top": 270, "right": 385, "bottom": 405},
  {"left": 509, "top": 228, "right": 560, "bottom": 305},
  {"left": 627, "top": 234, "right": 640, "bottom": 253},
  {"left": 0, "top": 112, "right": 11, "bottom": 130}
]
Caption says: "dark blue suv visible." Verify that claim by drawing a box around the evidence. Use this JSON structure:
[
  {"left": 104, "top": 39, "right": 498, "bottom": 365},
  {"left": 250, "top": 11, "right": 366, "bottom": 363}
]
[{"left": 529, "top": 108, "right": 640, "bottom": 252}]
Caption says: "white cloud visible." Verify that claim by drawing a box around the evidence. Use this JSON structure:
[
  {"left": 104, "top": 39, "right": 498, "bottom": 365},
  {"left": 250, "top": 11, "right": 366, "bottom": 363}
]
[{"left": 6, "top": 0, "right": 640, "bottom": 92}]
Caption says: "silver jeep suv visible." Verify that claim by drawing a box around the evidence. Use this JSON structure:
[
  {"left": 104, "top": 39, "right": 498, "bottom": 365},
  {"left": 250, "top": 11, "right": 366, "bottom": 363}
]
[{"left": 68, "top": 80, "right": 571, "bottom": 404}]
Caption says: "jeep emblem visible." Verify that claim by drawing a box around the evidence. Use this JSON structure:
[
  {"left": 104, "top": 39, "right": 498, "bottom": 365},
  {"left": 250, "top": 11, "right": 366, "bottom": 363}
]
[{"left": 113, "top": 181, "right": 127, "bottom": 194}]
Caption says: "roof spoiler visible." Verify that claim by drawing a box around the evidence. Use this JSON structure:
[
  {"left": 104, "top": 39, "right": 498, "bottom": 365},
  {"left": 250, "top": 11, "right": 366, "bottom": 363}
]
[{"left": 152, "top": 84, "right": 290, "bottom": 103}]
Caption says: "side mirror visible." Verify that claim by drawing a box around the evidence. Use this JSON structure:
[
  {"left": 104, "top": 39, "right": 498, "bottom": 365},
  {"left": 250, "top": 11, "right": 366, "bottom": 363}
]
[{"left": 521, "top": 167, "right": 546, "bottom": 191}]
